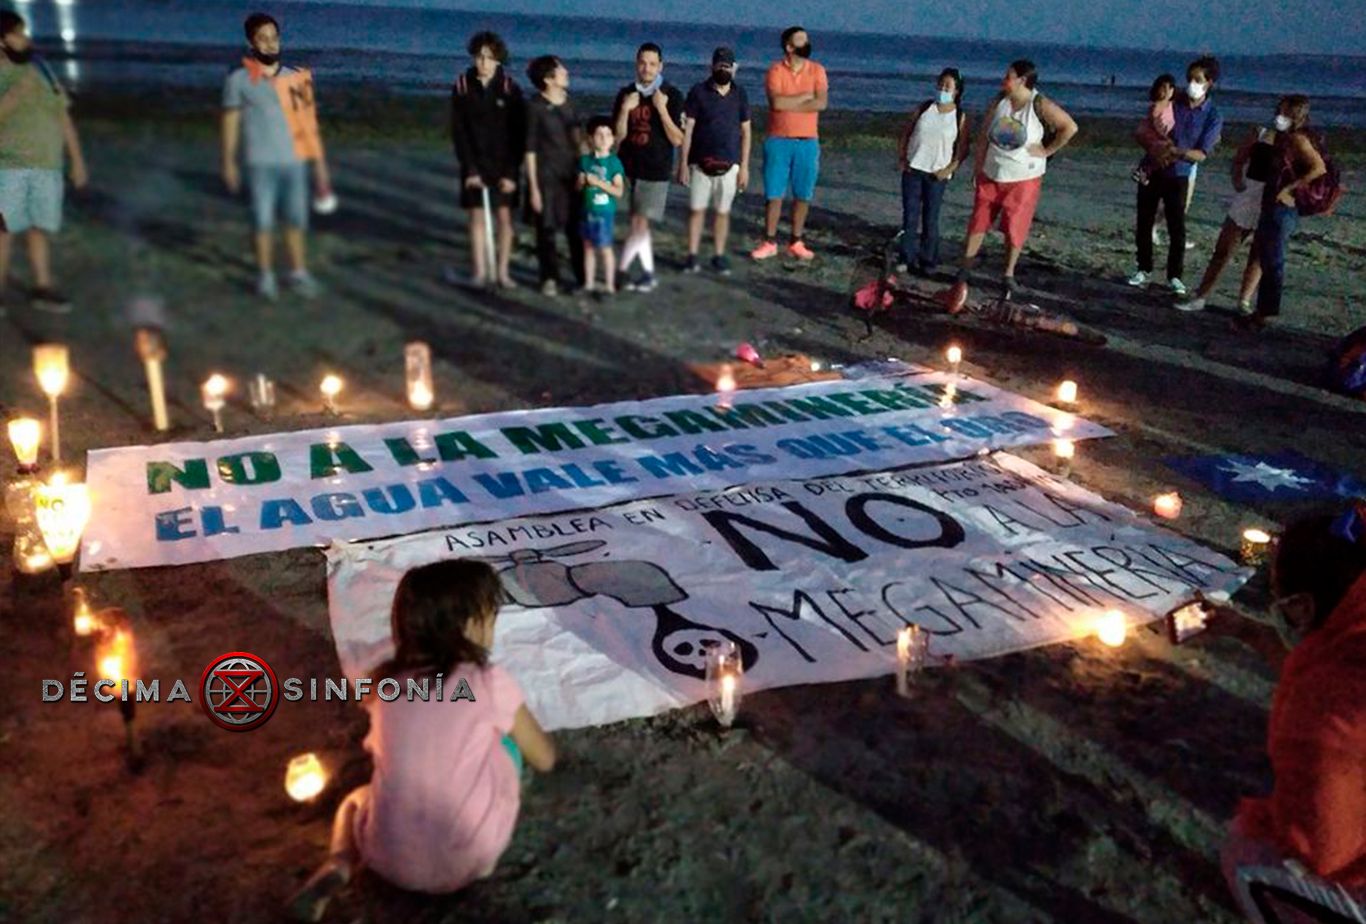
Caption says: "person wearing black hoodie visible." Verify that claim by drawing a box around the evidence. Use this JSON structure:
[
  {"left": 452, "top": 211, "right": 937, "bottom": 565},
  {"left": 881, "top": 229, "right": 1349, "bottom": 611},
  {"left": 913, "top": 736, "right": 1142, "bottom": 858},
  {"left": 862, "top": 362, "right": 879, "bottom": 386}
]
[{"left": 451, "top": 31, "right": 526, "bottom": 288}]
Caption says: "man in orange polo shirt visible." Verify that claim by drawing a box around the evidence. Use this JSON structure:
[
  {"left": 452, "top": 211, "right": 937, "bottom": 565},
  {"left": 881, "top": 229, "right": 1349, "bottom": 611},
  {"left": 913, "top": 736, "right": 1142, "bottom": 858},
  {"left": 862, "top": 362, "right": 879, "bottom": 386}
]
[{"left": 752, "top": 26, "right": 827, "bottom": 262}]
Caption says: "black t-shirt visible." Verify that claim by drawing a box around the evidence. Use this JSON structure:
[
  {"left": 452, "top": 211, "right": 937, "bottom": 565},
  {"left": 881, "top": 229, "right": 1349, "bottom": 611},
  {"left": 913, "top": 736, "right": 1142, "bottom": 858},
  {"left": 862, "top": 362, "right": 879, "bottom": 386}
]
[
  {"left": 684, "top": 80, "right": 750, "bottom": 167},
  {"left": 526, "top": 94, "right": 580, "bottom": 181},
  {"left": 612, "top": 82, "right": 685, "bottom": 181}
]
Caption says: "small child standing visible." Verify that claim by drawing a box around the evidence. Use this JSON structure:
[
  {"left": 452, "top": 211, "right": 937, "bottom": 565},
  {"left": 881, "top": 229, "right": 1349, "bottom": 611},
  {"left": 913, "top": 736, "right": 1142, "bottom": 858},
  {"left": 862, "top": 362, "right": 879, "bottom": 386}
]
[
  {"left": 288, "top": 559, "right": 556, "bottom": 922},
  {"left": 578, "top": 115, "right": 625, "bottom": 296},
  {"left": 1132, "top": 74, "right": 1177, "bottom": 185}
]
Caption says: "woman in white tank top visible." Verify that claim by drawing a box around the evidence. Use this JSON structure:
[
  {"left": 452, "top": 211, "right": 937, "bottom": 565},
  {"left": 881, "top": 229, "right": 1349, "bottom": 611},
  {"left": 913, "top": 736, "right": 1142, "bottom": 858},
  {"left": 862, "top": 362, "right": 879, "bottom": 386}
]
[
  {"left": 955, "top": 59, "right": 1078, "bottom": 294},
  {"left": 897, "top": 67, "right": 970, "bottom": 275}
]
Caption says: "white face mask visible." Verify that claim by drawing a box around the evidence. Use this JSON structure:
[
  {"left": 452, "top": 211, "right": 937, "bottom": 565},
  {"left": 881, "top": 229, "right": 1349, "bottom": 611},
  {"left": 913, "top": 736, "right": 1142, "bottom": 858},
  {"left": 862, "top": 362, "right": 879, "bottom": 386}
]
[
  {"left": 1187, "top": 80, "right": 1207, "bottom": 101},
  {"left": 1274, "top": 114, "right": 1293, "bottom": 131}
]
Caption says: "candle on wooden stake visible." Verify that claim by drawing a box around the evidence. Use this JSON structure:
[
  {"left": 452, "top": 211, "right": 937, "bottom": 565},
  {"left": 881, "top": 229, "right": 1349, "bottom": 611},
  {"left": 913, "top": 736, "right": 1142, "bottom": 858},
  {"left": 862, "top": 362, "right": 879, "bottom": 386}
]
[
  {"left": 133, "top": 328, "right": 170, "bottom": 432},
  {"left": 33, "top": 345, "right": 69, "bottom": 463},
  {"left": 320, "top": 375, "right": 343, "bottom": 415},
  {"left": 201, "top": 374, "right": 229, "bottom": 433}
]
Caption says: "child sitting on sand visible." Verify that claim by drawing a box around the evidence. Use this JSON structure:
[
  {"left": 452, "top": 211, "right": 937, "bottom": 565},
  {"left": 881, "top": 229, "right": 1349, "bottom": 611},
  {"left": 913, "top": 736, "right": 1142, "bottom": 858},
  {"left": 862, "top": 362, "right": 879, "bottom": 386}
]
[
  {"left": 288, "top": 559, "right": 556, "bottom": 922},
  {"left": 1132, "top": 74, "right": 1176, "bottom": 186}
]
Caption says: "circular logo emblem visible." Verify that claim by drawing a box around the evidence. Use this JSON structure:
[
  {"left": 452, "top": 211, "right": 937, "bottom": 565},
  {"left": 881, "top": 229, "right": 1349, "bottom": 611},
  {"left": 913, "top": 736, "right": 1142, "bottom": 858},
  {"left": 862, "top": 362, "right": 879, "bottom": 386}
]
[{"left": 200, "top": 651, "right": 281, "bottom": 732}]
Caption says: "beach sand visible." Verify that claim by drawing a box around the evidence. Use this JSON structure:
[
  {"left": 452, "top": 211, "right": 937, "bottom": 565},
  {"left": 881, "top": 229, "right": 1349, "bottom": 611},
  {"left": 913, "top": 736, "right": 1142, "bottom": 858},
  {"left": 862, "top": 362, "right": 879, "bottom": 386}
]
[{"left": 2, "top": 85, "right": 1365, "bottom": 923}]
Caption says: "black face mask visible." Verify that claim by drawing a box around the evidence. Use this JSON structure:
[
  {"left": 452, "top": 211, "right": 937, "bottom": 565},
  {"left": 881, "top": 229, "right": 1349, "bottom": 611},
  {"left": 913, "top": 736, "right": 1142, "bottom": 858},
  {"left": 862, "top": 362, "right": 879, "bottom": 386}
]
[
  {"left": 712, "top": 69, "right": 733, "bottom": 86},
  {"left": 251, "top": 48, "right": 280, "bottom": 67},
  {"left": 793, "top": 43, "right": 812, "bottom": 59},
  {"left": 3, "top": 45, "right": 32, "bottom": 65}
]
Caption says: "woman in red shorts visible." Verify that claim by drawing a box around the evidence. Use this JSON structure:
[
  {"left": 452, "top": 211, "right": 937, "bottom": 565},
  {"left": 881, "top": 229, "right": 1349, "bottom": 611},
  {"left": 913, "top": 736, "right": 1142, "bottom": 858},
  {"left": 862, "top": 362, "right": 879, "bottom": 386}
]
[{"left": 956, "top": 60, "right": 1077, "bottom": 295}]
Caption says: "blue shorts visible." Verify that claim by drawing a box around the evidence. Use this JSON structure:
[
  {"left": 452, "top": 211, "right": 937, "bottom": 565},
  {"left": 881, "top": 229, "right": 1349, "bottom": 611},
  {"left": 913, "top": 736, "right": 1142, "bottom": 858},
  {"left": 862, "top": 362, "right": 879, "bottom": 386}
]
[
  {"left": 0, "top": 169, "right": 64, "bottom": 234},
  {"left": 248, "top": 162, "right": 309, "bottom": 232},
  {"left": 580, "top": 212, "right": 615, "bottom": 248},
  {"left": 762, "top": 137, "right": 820, "bottom": 202}
]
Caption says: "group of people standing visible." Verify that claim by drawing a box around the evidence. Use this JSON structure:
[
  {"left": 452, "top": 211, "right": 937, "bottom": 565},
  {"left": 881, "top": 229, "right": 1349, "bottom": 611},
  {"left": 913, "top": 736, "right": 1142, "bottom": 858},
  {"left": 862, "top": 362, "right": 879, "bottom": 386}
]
[{"left": 446, "top": 26, "right": 827, "bottom": 297}]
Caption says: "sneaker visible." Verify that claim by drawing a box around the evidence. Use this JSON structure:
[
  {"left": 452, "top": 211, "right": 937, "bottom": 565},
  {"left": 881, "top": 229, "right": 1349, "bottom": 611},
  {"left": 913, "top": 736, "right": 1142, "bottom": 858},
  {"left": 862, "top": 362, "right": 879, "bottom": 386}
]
[
  {"left": 1237, "top": 299, "right": 1254, "bottom": 316},
  {"left": 710, "top": 254, "right": 732, "bottom": 276},
  {"left": 787, "top": 240, "right": 815, "bottom": 261},
  {"left": 31, "top": 287, "right": 72, "bottom": 314},
  {"left": 540, "top": 279, "right": 560, "bottom": 297},
  {"left": 257, "top": 271, "right": 279, "bottom": 301},
  {"left": 750, "top": 240, "right": 779, "bottom": 261},
  {"left": 634, "top": 272, "right": 658, "bottom": 293},
  {"left": 682, "top": 255, "right": 701, "bottom": 274},
  {"left": 1174, "top": 295, "right": 1206, "bottom": 313},
  {"left": 1126, "top": 270, "right": 1150, "bottom": 287},
  {"left": 288, "top": 270, "right": 321, "bottom": 300},
  {"left": 1169, "top": 277, "right": 1188, "bottom": 297}
]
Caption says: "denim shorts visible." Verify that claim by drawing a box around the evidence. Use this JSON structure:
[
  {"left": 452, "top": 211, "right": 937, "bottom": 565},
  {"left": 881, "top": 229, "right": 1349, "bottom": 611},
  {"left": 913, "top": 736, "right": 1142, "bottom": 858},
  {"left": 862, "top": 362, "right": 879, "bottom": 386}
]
[
  {"left": 762, "top": 137, "right": 820, "bottom": 202},
  {"left": 0, "top": 169, "right": 64, "bottom": 234},
  {"left": 581, "top": 212, "right": 615, "bottom": 248},
  {"left": 248, "top": 162, "right": 309, "bottom": 232}
]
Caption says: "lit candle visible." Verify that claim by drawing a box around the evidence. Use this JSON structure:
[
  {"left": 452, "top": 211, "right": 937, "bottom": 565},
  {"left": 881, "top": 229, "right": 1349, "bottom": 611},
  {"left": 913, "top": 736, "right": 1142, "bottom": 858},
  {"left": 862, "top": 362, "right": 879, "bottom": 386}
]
[
  {"left": 133, "top": 328, "right": 170, "bottom": 432},
  {"left": 201, "top": 374, "right": 229, "bottom": 433},
  {"left": 249, "top": 374, "right": 276, "bottom": 419},
  {"left": 32, "top": 475, "right": 91, "bottom": 565},
  {"left": 13, "top": 530, "right": 54, "bottom": 574},
  {"left": 939, "top": 382, "right": 957, "bottom": 410},
  {"left": 809, "top": 359, "right": 823, "bottom": 373},
  {"left": 716, "top": 364, "right": 737, "bottom": 410},
  {"left": 1053, "top": 439, "right": 1075, "bottom": 460},
  {"left": 1153, "top": 492, "right": 1183, "bottom": 520},
  {"left": 706, "top": 642, "right": 743, "bottom": 728},
  {"left": 8, "top": 418, "right": 40, "bottom": 472},
  {"left": 320, "top": 375, "right": 343, "bottom": 415},
  {"left": 946, "top": 345, "right": 962, "bottom": 376},
  {"left": 285, "top": 752, "right": 328, "bottom": 802},
  {"left": 94, "top": 613, "right": 142, "bottom": 771},
  {"left": 72, "top": 586, "right": 97, "bottom": 636},
  {"left": 405, "top": 342, "right": 435, "bottom": 411},
  {"left": 719, "top": 674, "right": 736, "bottom": 724},
  {"left": 1241, "top": 528, "right": 1273, "bottom": 566},
  {"left": 1096, "top": 610, "right": 1127, "bottom": 648},
  {"left": 32, "top": 345, "right": 69, "bottom": 463},
  {"left": 1057, "top": 380, "right": 1078, "bottom": 406},
  {"left": 895, "top": 625, "right": 924, "bottom": 697}
]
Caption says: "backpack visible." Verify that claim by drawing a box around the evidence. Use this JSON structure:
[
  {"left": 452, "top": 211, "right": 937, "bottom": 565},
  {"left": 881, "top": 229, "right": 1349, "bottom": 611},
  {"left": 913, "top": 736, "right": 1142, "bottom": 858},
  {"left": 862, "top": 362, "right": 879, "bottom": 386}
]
[
  {"left": 1033, "top": 93, "right": 1058, "bottom": 149},
  {"left": 1286, "top": 131, "right": 1344, "bottom": 217},
  {"left": 455, "top": 72, "right": 514, "bottom": 97},
  {"left": 1326, "top": 325, "right": 1366, "bottom": 400}
]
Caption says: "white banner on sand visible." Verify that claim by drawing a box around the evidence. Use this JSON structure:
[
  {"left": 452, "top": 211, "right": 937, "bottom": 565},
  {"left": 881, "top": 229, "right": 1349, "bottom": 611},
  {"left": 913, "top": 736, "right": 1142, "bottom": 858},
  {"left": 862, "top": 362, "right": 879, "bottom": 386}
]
[
  {"left": 81, "top": 370, "right": 1109, "bottom": 571},
  {"left": 326, "top": 453, "right": 1250, "bottom": 731}
]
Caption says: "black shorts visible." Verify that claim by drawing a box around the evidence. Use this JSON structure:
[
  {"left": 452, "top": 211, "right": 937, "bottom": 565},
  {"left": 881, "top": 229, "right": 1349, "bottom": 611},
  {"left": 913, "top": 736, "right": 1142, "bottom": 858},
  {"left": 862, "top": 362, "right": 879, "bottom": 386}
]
[{"left": 460, "top": 177, "right": 518, "bottom": 210}]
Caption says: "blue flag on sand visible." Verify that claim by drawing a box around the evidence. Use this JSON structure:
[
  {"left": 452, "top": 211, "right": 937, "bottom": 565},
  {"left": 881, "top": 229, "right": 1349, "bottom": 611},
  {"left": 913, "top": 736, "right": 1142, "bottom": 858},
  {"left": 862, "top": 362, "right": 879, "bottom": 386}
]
[{"left": 1164, "top": 450, "right": 1366, "bottom": 504}]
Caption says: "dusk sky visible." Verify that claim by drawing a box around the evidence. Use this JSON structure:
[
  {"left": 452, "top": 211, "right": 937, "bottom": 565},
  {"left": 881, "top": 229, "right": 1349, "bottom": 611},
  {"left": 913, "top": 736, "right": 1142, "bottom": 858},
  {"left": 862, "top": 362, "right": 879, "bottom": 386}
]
[{"left": 301, "top": 0, "right": 1365, "bottom": 56}]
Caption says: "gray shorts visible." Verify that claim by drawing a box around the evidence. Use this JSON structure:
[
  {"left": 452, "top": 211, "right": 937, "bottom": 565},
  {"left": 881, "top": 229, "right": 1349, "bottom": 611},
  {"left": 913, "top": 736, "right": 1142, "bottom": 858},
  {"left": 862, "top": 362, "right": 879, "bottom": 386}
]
[
  {"left": 627, "top": 178, "right": 669, "bottom": 222},
  {"left": 248, "top": 162, "right": 309, "bottom": 232},
  {"left": 0, "top": 169, "right": 64, "bottom": 234}
]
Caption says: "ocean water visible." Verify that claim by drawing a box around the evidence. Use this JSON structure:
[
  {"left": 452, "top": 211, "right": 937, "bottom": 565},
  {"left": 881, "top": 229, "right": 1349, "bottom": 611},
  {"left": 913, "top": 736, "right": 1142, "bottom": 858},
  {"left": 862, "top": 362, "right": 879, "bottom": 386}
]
[{"left": 16, "top": 0, "right": 1366, "bottom": 126}]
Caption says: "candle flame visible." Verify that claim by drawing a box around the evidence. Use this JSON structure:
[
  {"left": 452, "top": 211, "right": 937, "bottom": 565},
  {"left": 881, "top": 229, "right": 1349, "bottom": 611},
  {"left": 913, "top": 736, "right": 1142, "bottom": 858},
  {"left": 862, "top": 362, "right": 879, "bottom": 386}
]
[
  {"left": 408, "top": 381, "right": 433, "bottom": 411},
  {"left": 1153, "top": 492, "right": 1183, "bottom": 519},
  {"left": 320, "top": 375, "right": 343, "bottom": 398},
  {"left": 946, "top": 345, "right": 963, "bottom": 365},
  {"left": 1097, "top": 610, "right": 1127, "bottom": 648},
  {"left": 286, "top": 753, "right": 328, "bottom": 802},
  {"left": 8, "top": 418, "right": 41, "bottom": 467},
  {"left": 34, "top": 345, "right": 70, "bottom": 397},
  {"left": 1053, "top": 439, "right": 1075, "bottom": 460},
  {"left": 1057, "top": 380, "right": 1078, "bottom": 404},
  {"left": 1243, "top": 528, "right": 1272, "bottom": 544}
]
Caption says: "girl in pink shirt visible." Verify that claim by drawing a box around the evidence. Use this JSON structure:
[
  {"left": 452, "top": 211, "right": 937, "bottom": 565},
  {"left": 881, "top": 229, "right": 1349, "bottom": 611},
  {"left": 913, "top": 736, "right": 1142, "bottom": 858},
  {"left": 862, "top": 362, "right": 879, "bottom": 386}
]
[{"left": 288, "top": 559, "right": 557, "bottom": 922}]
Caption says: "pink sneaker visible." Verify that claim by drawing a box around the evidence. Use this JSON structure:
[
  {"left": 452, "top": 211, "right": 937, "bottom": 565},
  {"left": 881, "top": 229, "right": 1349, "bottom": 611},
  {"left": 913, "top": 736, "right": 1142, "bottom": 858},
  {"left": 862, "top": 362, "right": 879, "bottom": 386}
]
[
  {"left": 750, "top": 240, "right": 779, "bottom": 260},
  {"left": 787, "top": 240, "right": 815, "bottom": 261}
]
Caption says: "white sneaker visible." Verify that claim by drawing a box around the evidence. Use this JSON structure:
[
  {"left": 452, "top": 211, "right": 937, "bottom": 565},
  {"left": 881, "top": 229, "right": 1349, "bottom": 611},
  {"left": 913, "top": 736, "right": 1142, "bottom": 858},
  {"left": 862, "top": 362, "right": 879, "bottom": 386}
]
[
  {"left": 1175, "top": 295, "right": 1206, "bottom": 313},
  {"left": 257, "top": 271, "right": 278, "bottom": 301},
  {"left": 1126, "top": 270, "right": 1149, "bottom": 287},
  {"left": 1169, "top": 278, "right": 1188, "bottom": 296},
  {"left": 289, "top": 270, "right": 321, "bottom": 300}
]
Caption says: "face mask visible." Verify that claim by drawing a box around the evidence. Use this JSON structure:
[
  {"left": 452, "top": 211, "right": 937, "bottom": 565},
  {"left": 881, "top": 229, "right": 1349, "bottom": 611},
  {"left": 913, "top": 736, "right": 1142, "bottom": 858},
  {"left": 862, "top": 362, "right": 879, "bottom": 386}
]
[
  {"left": 1187, "top": 80, "right": 1207, "bottom": 101},
  {"left": 793, "top": 43, "right": 812, "bottom": 59},
  {"left": 938, "top": 90, "right": 954, "bottom": 104},
  {"left": 251, "top": 49, "right": 280, "bottom": 67},
  {"left": 712, "top": 69, "right": 733, "bottom": 86},
  {"left": 1274, "top": 114, "right": 1292, "bottom": 132},
  {"left": 635, "top": 72, "right": 663, "bottom": 96},
  {"left": 2, "top": 45, "right": 32, "bottom": 65}
]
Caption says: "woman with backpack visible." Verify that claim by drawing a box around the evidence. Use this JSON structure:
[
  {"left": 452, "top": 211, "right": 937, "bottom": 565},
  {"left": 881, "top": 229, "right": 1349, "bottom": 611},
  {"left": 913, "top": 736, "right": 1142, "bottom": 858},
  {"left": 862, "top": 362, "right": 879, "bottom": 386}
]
[
  {"left": 896, "top": 68, "right": 970, "bottom": 277},
  {"left": 1235, "top": 94, "right": 1329, "bottom": 332},
  {"left": 956, "top": 60, "right": 1077, "bottom": 296}
]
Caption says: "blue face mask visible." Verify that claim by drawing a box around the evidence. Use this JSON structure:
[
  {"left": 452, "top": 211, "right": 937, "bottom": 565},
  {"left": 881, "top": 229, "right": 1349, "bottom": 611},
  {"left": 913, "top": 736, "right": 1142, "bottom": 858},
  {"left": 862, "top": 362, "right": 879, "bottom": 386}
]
[{"left": 938, "top": 90, "right": 954, "bottom": 105}]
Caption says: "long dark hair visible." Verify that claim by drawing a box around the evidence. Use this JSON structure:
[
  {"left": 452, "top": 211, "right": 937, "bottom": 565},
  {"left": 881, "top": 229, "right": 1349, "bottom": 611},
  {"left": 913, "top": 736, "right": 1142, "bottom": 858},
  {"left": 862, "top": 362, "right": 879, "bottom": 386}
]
[
  {"left": 1009, "top": 59, "right": 1038, "bottom": 90},
  {"left": 373, "top": 559, "right": 505, "bottom": 678},
  {"left": 1275, "top": 509, "right": 1366, "bottom": 631}
]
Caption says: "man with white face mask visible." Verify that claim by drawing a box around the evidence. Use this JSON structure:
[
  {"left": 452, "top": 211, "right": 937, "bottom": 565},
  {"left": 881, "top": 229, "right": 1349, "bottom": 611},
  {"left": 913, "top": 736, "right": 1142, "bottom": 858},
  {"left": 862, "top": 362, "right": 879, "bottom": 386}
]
[{"left": 1130, "top": 55, "right": 1223, "bottom": 297}]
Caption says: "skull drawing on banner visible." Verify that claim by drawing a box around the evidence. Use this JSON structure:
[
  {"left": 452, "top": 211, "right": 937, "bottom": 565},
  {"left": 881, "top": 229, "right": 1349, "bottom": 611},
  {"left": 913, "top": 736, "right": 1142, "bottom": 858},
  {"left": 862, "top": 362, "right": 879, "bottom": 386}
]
[{"left": 482, "top": 540, "right": 759, "bottom": 679}]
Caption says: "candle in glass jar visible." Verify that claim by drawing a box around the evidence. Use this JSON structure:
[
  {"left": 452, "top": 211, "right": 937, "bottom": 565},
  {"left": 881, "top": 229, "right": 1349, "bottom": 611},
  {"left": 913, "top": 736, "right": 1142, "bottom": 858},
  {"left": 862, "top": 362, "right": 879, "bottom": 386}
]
[{"left": 1241, "top": 528, "right": 1273, "bottom": 565}]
